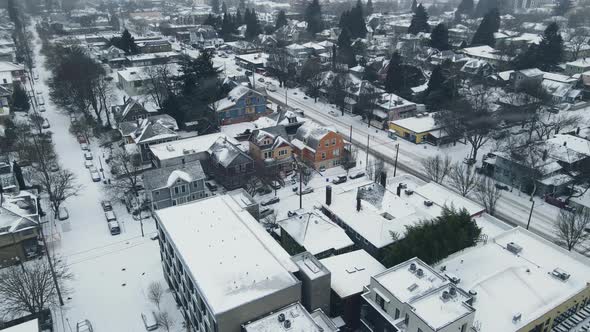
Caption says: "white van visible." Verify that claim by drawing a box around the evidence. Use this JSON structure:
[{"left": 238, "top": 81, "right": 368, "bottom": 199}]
[
  {"left": 141, "top": 312, "right": 158, "bottom": 331},
  {"left": 108, "top": 221, "right": 121, "bottom": 235},
  {"left": 105, "top": 211, "right": 116, "bottom": 222}
]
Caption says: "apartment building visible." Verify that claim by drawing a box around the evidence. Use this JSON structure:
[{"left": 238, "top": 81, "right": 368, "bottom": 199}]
[{"left": 154, "top": 194, "right": 302, "bottom": 332}]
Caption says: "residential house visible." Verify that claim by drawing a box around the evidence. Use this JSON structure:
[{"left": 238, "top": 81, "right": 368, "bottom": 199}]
[
  {"left": 360, "top": 257, "right": 476, "bottom": 332},
  {"left": 189, "top": 25, "right": 223, "bottom": 49},
  {"left": 212, "top": 85, "right": 270, "bottom": 125},
  {"left": 563, "top": 41, "right": 590, "bottom": 61},
  {"left": 0, "top": 62, "right": 26, "bottom": 88},
  {"left": 119, "top": 116, "right": 179, "bottom": 163},
  {"left": 234, "top": 53, "right": 268, "bottom": 72},
  {"left": 0, "top": 192, "right": 41, "bottom": 265},
  {"left": 224, "top": 40, "right": 259, "bottom": 54},
  {"left": 113, "top": 98, "right": 156, "bottom": 122},
  {"left": 291, "top": 124, "right": 346, "bottom": 171},
  {"left": 460, "top": 45, "right": 511, "bottom": 66},
  {"left": 117, "top": 64, "right": 180, "bottom": 96},
  {"left": 99, "top": 45, "right": 126, "bottom": 62},
  {"left": 509, "top": 68, "right": 544, "bottom": 90},
  {"left": 320, "top": 250, "right": 386, "bottom": 330},
  {"left": 389, "top": 113, "right": 449, "bottom": 145},
  {"left": 376, "top": 93, "right": 417, "bottom": 122},
  {"left": 565, "top": 58, "right": 590, "bottom": 75},
  {"left": 460, "top": 59, "right": 495, "bottom": 78},
  {"left": 541, "top": 79, "right": 581, "bottom": 104},
  {"left": 136, "top": 39, "right": 172, "bottom": 53},
  {"left": 207, "top": 137, "right": 255, "bottom": 190},
  {"left": 154, "top": 194, "right": 301, "bottom": 332},
  {"left": 143, "top": 161, "right": 207, "bottom": 210},
  {"left": 249, "top": 126, "right": 294, "bottom": 176},
  {"left": 125, "top": 51, "right": 181, "bottom": 67},
  {"left": 0, "top": 161, "right": 18, "bottom": 193},
  {"left": 278, "top": 211, "right": 354, "bottom": 259},
  {"left": 149, "top": 133, "right": 237, "bottom": 168}
]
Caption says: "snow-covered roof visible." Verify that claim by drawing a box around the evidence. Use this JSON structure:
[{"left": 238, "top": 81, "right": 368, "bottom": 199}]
[
  {"left": 143, "top": 161, "right": 205, "bottom": 191},
  {"left": 125, "top": 51, "right": 180, "bottom": 62},
  {"left": 543, "top": 72, "right": 577, "bottom": 84},
  {"left": 2, "top": 318, "right": 40, "bottom": 332},
  {"left": 235, "top": 52, "right": 268, "bottom": 65},
  {"left": 547, "top": 134, "right": 590, "bottom": 157},
  {"left": 413, "top": 182, "right": 485, "bottom": 217},
  {"left": 390, "top": 113, "right": 440, "bottom": 134},
  {"left": 155, "top": 195, "right": 300, "bottom": 314},
  {"left": 567, "top": 58, "right": 590, "bottom": 68},
  {"left": 437, "top": 227, "right": 590, "bottom": 332},
  {"left": 0, "top": 61, "right": 24, "bottom": 72},
  {"left": 214, "top": 85, "right": 261, "bottom": 112},
  {"left": 117, "top": 64, "right": 180, "bottom": 82},
  {"left": 294, "top": 123, "right": 335, "bottom": 151},
  {"left": 461, "top": 45, "right": 504, "bottom": 61},
  {"left": 320, "top": 250, "right": 385, "bottom": 299},
  {"left": 0, "top": 192, "right": 39, "bottom": 234},
  {"left": 208, "top": 137, "right": 252, "bottom": 167},
  {"left": 242, "top": 302, "right": 323, "bottom": 332},
  {"left": 278, "top": 212, "right": 353, "bottom": 256},
  {"left": 150, "top": 133, "right": 237, "bottom": 161}
]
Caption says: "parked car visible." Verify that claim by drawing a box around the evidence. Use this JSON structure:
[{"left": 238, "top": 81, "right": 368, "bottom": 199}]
[
  {"left": 328, "top": 110, "right": 339, "bottom": 117},
  {"left": 257, "top": 185, "right": 272, "bottom": 195},
  {"left": 37, "top": 95, "right": 45, "bottom": 105},
  {"left": 42, "top": 118, "right": 50, "bottom": 129},
  {"left": 332, "top": 175, "right": 348, "bottom": 185},
  {"left": 90, "top": 170, "right": 101, "bottom": 182},
  {"left": 76, "top": 320, "right": 93, "bottom": 332},
  {"left": 80, "top": 143, "right": 89, "bottom": 151},
  {"left": 349, "top": 171, "right": 365, "bottom": 179},
  {"left": 101, "top": 200, "right": 113, "bottom": 212},
  {"left": 84, "top": 160, "right": 94, "bottom": 168},
  {"left": 105, "top": 210, "right": 117, "bottom": 222},
  {"left": 270, "top": 181, "right": 281, "bottom": 190},
  {"left": 108, "top": 221, "right": 121, "bottom": 235},
  {"left": 84, "top": 152, "right": 93, "bottom": 160},
  {"left": 77, "top": 135, "right": 87, "bottom": 144},
  {"left": 205, "top": 182, "right": 218, "bottom": 191},
  {"left": 141, "top": 312, "right": 158, "bottom": 331},
  {"left": 58, "top": 206, "right": 69, "bottom": 220},
  {"left": 261, "top": 197, "right": 280, "bottom": 206},
  {"left": 257, "top": 77, "right": 265, "bottom": 82},
  {"left": 266, "top": 84, "right": 277, "bottom": 92},
  {"left": 39, "top": 105, "right": 46, "bottom": 112},
  {"left": 299, "top": 187, "right": 314, "bottom": 195},
  {"left": 495, "top": 183, "right": 509, "bottom": 190},
  {"left": 259, "top": 207, "right": 274, "bottom": 218}
]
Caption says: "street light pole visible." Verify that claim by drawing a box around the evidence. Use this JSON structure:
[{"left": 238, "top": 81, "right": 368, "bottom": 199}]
[
  {"left": 393, "top": 144, "right": 400, "bottom": 177},
  {"left": 365, "top": 135, "right": 370, "bottom": 169}
]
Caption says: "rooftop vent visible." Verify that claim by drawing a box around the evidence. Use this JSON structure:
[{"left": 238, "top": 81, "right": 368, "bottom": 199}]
[
  {"left": 441, "top": 290, "right": 450, "bottom": 301},
  {"left": 278, "top": 313, "right": 285, "bottom": 322},
  {"left": 165, "top": 144, "right": 174, "bottom": 152},
  {"left": 409, "top": 263, "right": 417, "bottom": 272},
  {"left": 283, "top": 319, "right": 292, "bottom": 329},
  {"left": 512, "top": 313, "right": 522, "bottom": 323},
  {"left": 551, "top": 268, "right": 570, "bottom": 281},
  {"left": 416, "top": 268, "right": 424, "bottom": 278},
  {"left": 408, "top": 283, "right": 418, "bottom": 292},
  {"left": 449, "top": 287, "right": 457, "bottom": 297},
  {"left": 506, "top": 242, "right": 523, "bottom": 254}
]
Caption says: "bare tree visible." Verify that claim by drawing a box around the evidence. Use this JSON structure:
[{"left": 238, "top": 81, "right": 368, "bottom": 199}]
[
  {"left": 448, "top": 163, "right": 480, "bottom": 197},
  {"left": 145, "top": 64, "right": 175, "bottom": 109},
  {"left": 342, "top": 145, "right": 359, "bottom": 174},
  {"left": 554, "top": 208, "right": 590, "bottom": 251},
  {"left": 421, "top": 154, "right": 452, "bottom": 184},
  {"left": 0, "top": 257, "right": 72, "bottom": 319},
  {"left": 474, "top": 177, "right": 503, "bottom": 216},
  {"left": 155, "top": 311, "right": 175, "bottom": 332},
  {"left": 29, "top": 113, "right": 45, "bottom": 135},
  {"left": 565, "top": 29, "right": 589, "bottom": 61},
  {"left": 105, "top": 147, "right": 143, "bottom": 208},
  {"left": 147, "top": 281, "right": 164, "bottom": 310},
  {"left": 94, "top": 76, "right": 115, "bottom": 128},
  {"left": 37, "top": 170, "right": 83, "bottom": 218}
]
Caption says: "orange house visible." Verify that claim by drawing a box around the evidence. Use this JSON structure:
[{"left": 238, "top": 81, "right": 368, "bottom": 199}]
[
  {"left": 291, "top": 124, "right": 345, "bottom": 170},
  {"left": 248, "top": 126, "right": 294, "bottom": 176}
]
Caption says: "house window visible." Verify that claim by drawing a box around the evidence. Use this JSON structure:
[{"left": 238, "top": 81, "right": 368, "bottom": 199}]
[
  {"left": 325, "top": 140, "right": 329, "bottom": 147},
  {"left": 404, "top": 314, "right": 409, "bottom": 325},
  {"left": 181, "top": 185, "right": 186, "bottom": 193},
  {"left": 395, "top": 308, "right": 400, "bottom": 319},
  {"left": 155, "top": 191, "right": 159, "bottom": 196},
  {"left": 264, "top": 151, "right": 273, "bottom": 159},
  {"left": 174, "top": 187, "right": 179, "bottom": 194},
  {"left": 375, "top": 293, "right": 385, "bottom": 310},
  {"left": 333, "top": 148, "right": 340, "bottom": 157},
  {"left": 331, "top": 138, "right": 336, "bottom": 145},
  {"left": 461, "top": 324, "right": 467, "bottom": 332},
  {"left": 321, "top": 152, "right": 326, "bottom": 160},
  {"left": 278, "top": 149, "right": 287, "bottom": 156},
  {"left": 172, "top": 200, "right": 177, "bottom": 206}
]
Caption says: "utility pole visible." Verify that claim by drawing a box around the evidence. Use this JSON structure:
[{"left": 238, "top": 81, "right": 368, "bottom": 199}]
[
  {"left": 285, "top": 87, "right": 288, "bottom": 106},
  {"left": 299, "top": 167, "right": 303, "bottom": 209},
  {"left": 393, "top": 144, "right": 399, "bottom": 177},
  {"left": 349, "top": 125, "right": 352, "bottom": 143},
  {"left": 526, "top": 200, "right": 535, "bottom": 230},
  {"left": 365, "top": 135, "right": 370, "bottom": 168},
  {"left": 38, "top": 215, "right": 64, "bottom": 306}
]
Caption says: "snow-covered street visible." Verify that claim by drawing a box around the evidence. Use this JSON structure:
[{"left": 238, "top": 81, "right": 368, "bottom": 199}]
[{"left": 27, "top": 25, "right": 184, "bottom": 332}]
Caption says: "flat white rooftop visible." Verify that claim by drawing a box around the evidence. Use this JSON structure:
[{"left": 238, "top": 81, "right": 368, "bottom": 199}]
[
  {"left": 413, "top": 181, "right": 485, "bottom": 217},
  {"left": 149, "top": 133, "right": 237, "bottom": 161},
  {"left": 437, "top": 227, "right": 590, "bottom": 332},
  {"left": 156, "top": 195, "right": 299, "bottom": 314},
  {"left": 320, "top": 250, "right": 386, "bottom": 299},
  {"left": 3, "top": 319, "right": 39, "bottom": 332},
  {"left": 242, "top": 302, "right": 323, "bottom": 332},
  {"left": 411, "top": 284, "right": 473, "bottom": 330}
]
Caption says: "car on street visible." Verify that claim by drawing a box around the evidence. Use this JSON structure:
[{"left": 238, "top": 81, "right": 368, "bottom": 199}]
[
  {"left": 80, "top": 143, "right": 89, "bottom": 151},
  {"left": 298, "top": 187, "right": 314, "bottom": 195},
  {"left": 349, "top": 171, "right": 366, "bottom": 179},
  {"left": 266, "top": 84, "right": 276, "bottom": 92},
  {"left": 37, "top": 95, "right": 45, "bottom": 105},
  {"left": 84, "top": 152, "right": 93, "bottom": 160},
  {"left": 269, "top": 181, "right": 281, "bottom": 190},
  {"left": 108, "top": 221, "right": 121, "bottom": 235},
  {"left": 90, "top": 170, "right": 101, "bottom": 182},
  {"left": 259, "top": 207, "right": 274, "bottom": 218},
  {"left": 257, "top": 185, "right": 272, "bottom": 195},
  {"left": 141, "top": 312, "right": 158, "bottom": 331},
  {"left": 105, "top": 210, "right": 117, "bottom": 222},
  {"left": 58, "top": 206, "right": 69, "bottom": 220},
  {"left": 257, "top": 77, "right": 265, "bottom": 82},
  {"left": 101, "top": 200, "right": 113, "bottom": 212},
  {"left": 328, "top": 110, "right": 339, "bottom": 117},
  {"left": 261, "top": 197, "right": 280, "bottom": 206},
  {"left": 38, "top": 105, "right": 46, "bottom": 112},
  {"left": 332, "top": 175, "right": 348, "bottom": 184},
  {"left": 205, "top": 182, "right": 218, "bottom": 191},
  {"left": 84, "top": 160, "right": 93, "bottom": 168},
  {"left": 76, "top": 320, "right": 93, "bottom": 332},
  {"left": 495, "top": 183, "right": 509, "bottom": 190},
  {"left": 42, "top": 118, "right": 50, "bottom": 129}
]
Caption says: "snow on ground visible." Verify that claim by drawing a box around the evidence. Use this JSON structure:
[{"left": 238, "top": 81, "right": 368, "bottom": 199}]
[{"left": 28, "top": 25, "right": 185, "bottom": 332}]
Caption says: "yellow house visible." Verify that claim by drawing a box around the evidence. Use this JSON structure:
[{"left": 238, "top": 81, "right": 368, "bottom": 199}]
[{"left": 389, "top": 113, "right": 447, "bottom": 145}]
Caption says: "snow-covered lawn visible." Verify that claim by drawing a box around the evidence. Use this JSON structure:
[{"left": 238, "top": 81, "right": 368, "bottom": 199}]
[{"left": 28, "top": 26, "right": 185, "bottom": 332}]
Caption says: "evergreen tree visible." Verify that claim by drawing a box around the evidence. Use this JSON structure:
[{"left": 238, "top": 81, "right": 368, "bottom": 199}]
[
  {"left": 385, "top": 52, "right": 404, "bottom": 94},
  {"left": 204, "top": 14, "right": 217, "bottom": 27},
  {"left": 473, "top": 0, "right": 499, "bottom": 17},
  {"left": 366, "top": 0, "right": 374, "bottom": 16},
  {"left": 236, "top": 9, "right": 243, "bottom": 26},
  {"left": 408, "top": 4, "right": 430, "bottom": 34},
  {"left": 13, "top": 161, "right": 26, "bottom": 189},
  {"left": 513, "top": 44, "right": 539, "bottom": 70},
  {"left": 471, "top": 8, "right": 500, "bottom": 47},
  {"left": 245, "top": 8, "right": 261, "bottom": 40},
  {"left": 411, "top": 0, "right": 417, "bottom": 12},
  {"left": 10, "top": 83, "right": 30, "bottom": 112},
  {"left": 339, "top": 1, "right": 367, "bottom": 39},
  {"left": 456, "top": 0, "right": 474, "bottom": 15},
  {"left": 426, "top": 65, "right": 445, "bottom": 93},
  {"left": 222, "top": 2, "right": 227, "bottom": 13},
  {"left": 304, "top": 0, "right": 323, "bottom": 34},
  {"left": 337, "top": 28, "right": 356, "bottom": 67},
  {"left": 275, "top": 10, "right": 288, "bottom": 30},
  {"left": 110, "top": 29, "right": 138, "bottom": 54},
  {"left": 220, "top": 13, "right": 237, "bottom": 40},
  {"left": 537, "top": 22, "right": 563, "bottom": 70},
  {"left": 211, "top": 0, "right": 220, "bottom": 13},
  {"left": 110, "top": 13, "right": 120, "bottom": 31},
  {"left": 430, "top": 23, "right": 450, "bottom": 50}
]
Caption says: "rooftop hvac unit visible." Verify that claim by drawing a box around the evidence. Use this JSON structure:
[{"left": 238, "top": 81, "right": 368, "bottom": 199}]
[
  {"left": 449, "top": 287, "right": 457, "bottom": 297},
  {"left": 506, "top": 242, "right": 523, "bottom": 254},
  {"left": 416, "top": 268, "right": 424, "bottom": 277},
  {"left": 512, "top": 313, "right": 522, "bottom": 323},
  {"left": 166, "top": 145, "right": 174, "bottom": 152},
  {"left": 409, "top": 263, "right": 417, "bottom": 272},
  {"left": 441, "top": 290, "right": 450, "bottom": 301},
  {"left": 283, "top": 319, "right": 291, "bottom": 329},
  {"left": 551, "top": 268, "right": 570, "bottom": 281},
  {"left": 278, "top": 313, "right": 285, "bottom": 322}
]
